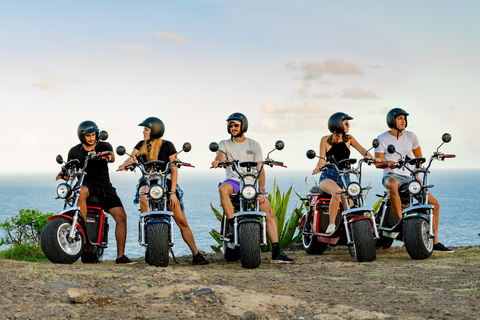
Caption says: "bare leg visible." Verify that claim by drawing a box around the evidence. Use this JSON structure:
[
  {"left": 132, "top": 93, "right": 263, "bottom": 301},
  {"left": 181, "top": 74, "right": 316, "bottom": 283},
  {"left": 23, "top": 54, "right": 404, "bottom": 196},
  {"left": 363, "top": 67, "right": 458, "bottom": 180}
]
[
  {"left": 218, "top": 183, "right": 234, "bottom": 219},
  {"left": 428, "top": 193, "right": 440, "bottom": 244},
  {"left": 259, "top": 199, "right": 279, "bottom": 243},
  {"left": 139, "top": 185, "right": 148, "bottom": 213},
  {"left": 319, "top": 179, "right": 343, "bottom": 225},
  {"left": 385, "top": 177, "right": 403, "bottom": 221},
  {"left": 169, "top": 204, "right": 199, "bottom": 255},
  {"left": 78, "top": 186, "right": 90, "bottom": 218},
  {"left": 108, "top": 206, "right": 127, "bottom": 259}
]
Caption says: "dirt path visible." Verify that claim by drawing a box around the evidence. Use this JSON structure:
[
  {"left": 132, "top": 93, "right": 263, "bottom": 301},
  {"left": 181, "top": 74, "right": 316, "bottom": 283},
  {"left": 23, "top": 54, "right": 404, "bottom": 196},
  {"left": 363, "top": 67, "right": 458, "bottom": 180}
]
[{"left": 0, "top": 246, "right": 478, "bottom": 319}]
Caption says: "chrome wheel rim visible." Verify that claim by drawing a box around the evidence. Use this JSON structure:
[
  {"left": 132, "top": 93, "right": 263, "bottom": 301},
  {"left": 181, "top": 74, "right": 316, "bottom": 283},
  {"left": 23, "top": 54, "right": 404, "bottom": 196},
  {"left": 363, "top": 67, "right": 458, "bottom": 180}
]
[{"left": 56, "top": 222, "right": 82, "bottom": 255}]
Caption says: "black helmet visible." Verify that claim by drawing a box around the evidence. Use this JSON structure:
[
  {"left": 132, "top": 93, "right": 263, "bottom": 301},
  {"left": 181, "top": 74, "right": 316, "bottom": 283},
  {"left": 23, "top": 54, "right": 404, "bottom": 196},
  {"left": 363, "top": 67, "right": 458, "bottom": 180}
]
[
  {"left": 138, "top": 117, "right": 165, "bottom": 139},
  {"left": 386, "top": 108, "right": 408, "bottom": 130},
  {"left": 77, "top": 120, "right": 99, "bottom": 144},
  {"left": 328, "top": 112, "right": 353, "bottom": 133},
  {"left": 226, "top": 112, "right": 248, "bottom": 134}
]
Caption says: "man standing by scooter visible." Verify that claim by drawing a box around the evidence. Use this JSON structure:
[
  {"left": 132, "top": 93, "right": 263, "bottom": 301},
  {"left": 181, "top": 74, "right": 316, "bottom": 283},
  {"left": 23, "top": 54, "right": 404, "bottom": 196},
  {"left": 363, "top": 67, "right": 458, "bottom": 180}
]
[
  {"left": 211, "top": 112, "right": 295, "bottom": 263},
  {"left": 374, "top": 108, "right": 453, "bottom": 253},
  {"left": 56, "top": 120, "right": 136, "bottom": 264}
]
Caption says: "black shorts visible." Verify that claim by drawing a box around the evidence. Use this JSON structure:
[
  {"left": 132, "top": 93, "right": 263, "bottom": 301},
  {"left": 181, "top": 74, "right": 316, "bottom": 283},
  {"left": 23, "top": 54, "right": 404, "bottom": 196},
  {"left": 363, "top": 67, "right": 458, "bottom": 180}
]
[{"left": 83, "top": 181, "right": 123, "bottom": 211}]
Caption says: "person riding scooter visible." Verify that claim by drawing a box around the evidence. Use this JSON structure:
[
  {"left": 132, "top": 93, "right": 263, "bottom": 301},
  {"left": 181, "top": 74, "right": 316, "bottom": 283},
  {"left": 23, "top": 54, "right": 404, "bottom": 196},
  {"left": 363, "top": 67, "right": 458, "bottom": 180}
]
[
  {"left": 56, "top": 120, "right": 136, "bottom": 264},
  {"left": 374, "top": 108, "right": 453, "bottom": 253}
]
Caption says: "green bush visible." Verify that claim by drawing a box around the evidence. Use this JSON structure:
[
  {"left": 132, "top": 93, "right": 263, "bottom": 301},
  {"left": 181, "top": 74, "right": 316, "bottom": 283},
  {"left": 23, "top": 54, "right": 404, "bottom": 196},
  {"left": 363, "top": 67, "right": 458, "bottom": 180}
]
[{"left": 0, "top": 209, "right": 53, "bottom": 261}]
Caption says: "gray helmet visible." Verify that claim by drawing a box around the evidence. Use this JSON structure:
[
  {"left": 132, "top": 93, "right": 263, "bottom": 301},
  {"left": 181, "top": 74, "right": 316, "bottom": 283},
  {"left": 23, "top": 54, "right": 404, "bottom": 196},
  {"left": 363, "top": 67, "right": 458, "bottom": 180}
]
[
  {"left": 226, "top": 112, "right": 248, "bottom": 134},
  {"left": 138, "top": 117, "right": 165, "bottom": 139},
  {"left": 386, "top": 108, "right": 408, "bottom": 130},
  {"left": 77, "top": 120, "right": 99, "bottom": 144},
  {"left": 328, "top": 112, "right": 353, "bottom": 133}
]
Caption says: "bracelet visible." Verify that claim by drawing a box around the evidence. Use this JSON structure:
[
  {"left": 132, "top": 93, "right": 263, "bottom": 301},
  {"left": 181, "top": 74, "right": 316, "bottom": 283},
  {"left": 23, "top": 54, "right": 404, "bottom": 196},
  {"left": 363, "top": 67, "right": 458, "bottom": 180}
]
[
  {"left": 259, "top": 187, "right": 265, "bottom": 191},
  {"left": 167, "top": 191, "right": 176, "bottom": 195}
]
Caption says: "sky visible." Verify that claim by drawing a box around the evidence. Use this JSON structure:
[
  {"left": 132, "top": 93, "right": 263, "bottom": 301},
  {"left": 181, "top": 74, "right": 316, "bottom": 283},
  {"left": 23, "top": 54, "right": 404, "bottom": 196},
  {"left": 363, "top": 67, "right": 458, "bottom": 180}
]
[{"left": 1, "top": 0, "right": 479, "bottom": 174}]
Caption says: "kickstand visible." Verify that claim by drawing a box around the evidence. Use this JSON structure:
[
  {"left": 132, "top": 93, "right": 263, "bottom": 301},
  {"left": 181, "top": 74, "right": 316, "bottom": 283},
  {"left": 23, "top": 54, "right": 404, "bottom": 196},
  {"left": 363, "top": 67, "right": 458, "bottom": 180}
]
[
  {"left": 348, "top": 245, "right": 355, "bottom": 257},
  {"left": 170, "top": 247, "right": 179, "bottom": 264}
]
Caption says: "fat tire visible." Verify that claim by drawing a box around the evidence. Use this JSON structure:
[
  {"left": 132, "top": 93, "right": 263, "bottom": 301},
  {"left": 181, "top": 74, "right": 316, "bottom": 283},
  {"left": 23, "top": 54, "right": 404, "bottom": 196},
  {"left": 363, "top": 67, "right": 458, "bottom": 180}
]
[
  {"left": 302, "top": 224, "right": 327, "bottom": 255},
  {"left": 81, "top": 247, "right": 104, "bottom": 264},
  {"left": 351, "top": 219, "right": 376, "bottom": 262},
  {"left": 239, "top": 222, "right": 261, "bottom": 269},
  {"left": 146, "top": 222, "right": 170, "bottom": 267},
  {"left": 403, "top": 217, "right": 433, "bottom": 260},
  {"left": 41, "top": 218, "right": 84, "bottom": 264}
]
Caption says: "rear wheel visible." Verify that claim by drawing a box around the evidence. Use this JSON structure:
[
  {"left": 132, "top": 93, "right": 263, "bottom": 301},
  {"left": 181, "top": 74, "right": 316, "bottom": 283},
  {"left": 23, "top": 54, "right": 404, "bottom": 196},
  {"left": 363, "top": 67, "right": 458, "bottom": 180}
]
[
  {"left": 351, "top": 219, "right": 376, "bottom": 262},
  {"left": 302, "top": 217, "right": 327, "bottom": 255},
  {"left": 375, "top": 235, "right": 394, "bottom": 249},
  {"left": 81, "top": 247, "right": 104, "bottom": 264},
  {"left": 41, "top": 218, "right": 84, "bottom": 264},
  {"left": 146, "top": 223, "right": 170, "bottom": 267},
  {"left": 403, "top": 217, "right": 433, "bottom": 260},
  {"left": 223, "top": 242, "right": 240, "bottom": 261},
  {"left": 239, "top": 222, "right": 261, "bottom": 269}
]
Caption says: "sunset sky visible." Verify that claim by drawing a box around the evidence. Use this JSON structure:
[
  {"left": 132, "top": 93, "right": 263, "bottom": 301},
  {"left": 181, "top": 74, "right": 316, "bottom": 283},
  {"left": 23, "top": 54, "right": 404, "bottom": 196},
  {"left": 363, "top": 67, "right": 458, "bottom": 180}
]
[{"left": 1, "top": 1, "right": 479, "bottom": 174}]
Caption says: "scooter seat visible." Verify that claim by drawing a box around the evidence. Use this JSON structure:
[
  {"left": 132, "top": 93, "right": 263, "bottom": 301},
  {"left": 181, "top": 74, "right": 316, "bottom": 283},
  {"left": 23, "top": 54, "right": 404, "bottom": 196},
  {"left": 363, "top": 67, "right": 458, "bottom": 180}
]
[
  {"left": 309, "top": 186, "right": 331, "bottom": 198},
  {"left": 87, "top": 195, "right": 102, "bottom": 206}
]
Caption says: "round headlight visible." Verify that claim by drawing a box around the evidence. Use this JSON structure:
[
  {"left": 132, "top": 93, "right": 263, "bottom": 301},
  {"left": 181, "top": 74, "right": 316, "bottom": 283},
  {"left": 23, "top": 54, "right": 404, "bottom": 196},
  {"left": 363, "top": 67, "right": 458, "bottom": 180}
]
[
  {"left": 408, "top": 180, "right": 422, "bottom": 195},
  {"left": 346, "top": 182, "right": 361, "bottom": 197},
  {"left": 149, "top": 184, "right": 164, "bottom": 200},
  {"left": 56, "top": 183, "right": 72, "bottom": 199},
  {"left": 241, "top": 185, "right": 257, "bottom": 200}
]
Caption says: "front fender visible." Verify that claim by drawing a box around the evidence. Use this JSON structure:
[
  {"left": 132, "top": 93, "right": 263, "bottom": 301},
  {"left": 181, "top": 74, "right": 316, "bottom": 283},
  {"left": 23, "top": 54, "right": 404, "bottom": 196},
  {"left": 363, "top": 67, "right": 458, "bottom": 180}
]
[{"left": 45, "top": 214, "right": 86, "bottom": 242}]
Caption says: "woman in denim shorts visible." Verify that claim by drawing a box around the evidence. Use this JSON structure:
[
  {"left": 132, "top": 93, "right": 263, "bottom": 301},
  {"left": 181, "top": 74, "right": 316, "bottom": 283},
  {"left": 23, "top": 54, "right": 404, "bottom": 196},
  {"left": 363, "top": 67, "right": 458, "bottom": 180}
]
[{"left": 312, "top": 112, "right": 374, "bottom": 234}]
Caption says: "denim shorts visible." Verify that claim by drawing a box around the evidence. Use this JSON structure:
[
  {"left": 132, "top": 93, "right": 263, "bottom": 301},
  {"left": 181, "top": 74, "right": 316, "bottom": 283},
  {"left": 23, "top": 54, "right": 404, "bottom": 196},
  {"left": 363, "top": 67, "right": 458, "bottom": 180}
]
[
  {"left": 134, "top": 178, "right": 185, "bottom": 211},
  {"left": 319, "top": 167, "right": 350, "bottom": 189},
  {"left": 382, "top": 173, "right": 410, "bottom": 188}
]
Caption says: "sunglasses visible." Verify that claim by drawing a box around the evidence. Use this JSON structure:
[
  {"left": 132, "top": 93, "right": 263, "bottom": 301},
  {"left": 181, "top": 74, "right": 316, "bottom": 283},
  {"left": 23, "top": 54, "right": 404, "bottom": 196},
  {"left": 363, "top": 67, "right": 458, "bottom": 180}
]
[
  {"left": 228, "top": 123, "right": 240, "bottom": 128},
  {"left": 344, "top": 122, "right": 350, "bottom": 126}
]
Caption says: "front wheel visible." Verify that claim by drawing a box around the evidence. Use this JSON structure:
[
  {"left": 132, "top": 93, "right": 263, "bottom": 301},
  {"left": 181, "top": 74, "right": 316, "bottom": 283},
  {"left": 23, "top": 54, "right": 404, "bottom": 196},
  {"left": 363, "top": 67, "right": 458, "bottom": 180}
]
[
  {"left": 41, "top": 218, "right": 84, "bottom": 264},
  {"left": 239, "top": 222, "right": 261, "bottom": 269},
  {"left": 146, "top": 223, "right": 170, "bottom": 267},
  {"left": 403, "top": 217, "right": 433, "bottom": 260},
  {"left": 350, "top": 219, "right": 376, "bottom": 262}
]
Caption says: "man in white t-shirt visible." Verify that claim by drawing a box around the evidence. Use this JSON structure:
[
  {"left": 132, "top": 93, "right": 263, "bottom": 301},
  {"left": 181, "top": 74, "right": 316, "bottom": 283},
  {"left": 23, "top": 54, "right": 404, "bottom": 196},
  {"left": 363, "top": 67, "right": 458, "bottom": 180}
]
[
  {"left": 211, "top": 112, "right": 294, "bottom": 263},
  {"left": 374, "top": 108, "right": 453, "bottom": 252}
]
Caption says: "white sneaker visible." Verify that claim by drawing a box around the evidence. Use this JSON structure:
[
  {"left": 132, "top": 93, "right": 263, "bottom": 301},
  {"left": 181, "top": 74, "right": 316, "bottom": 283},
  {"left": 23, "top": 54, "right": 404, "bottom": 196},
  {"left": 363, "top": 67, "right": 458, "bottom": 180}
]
[{"left": 326, "top": 224, "right": 336, "bottom": 234}]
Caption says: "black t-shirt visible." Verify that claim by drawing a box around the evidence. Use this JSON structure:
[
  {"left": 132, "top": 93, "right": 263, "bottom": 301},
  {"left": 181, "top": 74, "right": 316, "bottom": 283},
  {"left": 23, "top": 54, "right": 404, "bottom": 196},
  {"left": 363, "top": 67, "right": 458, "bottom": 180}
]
[
  {"left": 67, "top": 141, "right": 113, "bottom": 187},
  {"left": 134, "top": 139, "right": 177, "bottom": 171}
]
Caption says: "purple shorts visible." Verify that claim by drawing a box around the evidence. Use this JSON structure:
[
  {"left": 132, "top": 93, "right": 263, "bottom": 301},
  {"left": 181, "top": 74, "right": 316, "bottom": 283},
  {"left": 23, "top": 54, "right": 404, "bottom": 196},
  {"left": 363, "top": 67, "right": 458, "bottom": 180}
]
[{"left": 219, "top": 179, "right": 240, "bottom": 194}]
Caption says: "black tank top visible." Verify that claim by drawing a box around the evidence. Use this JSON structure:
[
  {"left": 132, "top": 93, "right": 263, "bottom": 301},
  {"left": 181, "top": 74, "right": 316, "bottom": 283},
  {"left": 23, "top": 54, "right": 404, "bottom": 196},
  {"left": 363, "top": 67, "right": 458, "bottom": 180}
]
[{"left": 326, "top": 142, "right": 350, "bottom": 164}]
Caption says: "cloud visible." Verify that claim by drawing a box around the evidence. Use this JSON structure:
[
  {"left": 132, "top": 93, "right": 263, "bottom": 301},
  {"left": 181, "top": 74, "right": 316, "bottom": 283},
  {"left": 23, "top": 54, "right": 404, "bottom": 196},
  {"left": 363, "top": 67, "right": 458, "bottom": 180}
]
[
  {"left": 32, "top": 77, "right": 83, "bottom": 91},
  {"left": 255, "top": 100, "right": 332, "bottom": 133},
  {"left": 119, "top": 45, "right": 150, "bottom": 54},
  {"left": 286, "top": 58, "right": 363, "bottom": 81},
  {"left": 154, "top": 32, "right": 185, "bottom": 44},
  {"left": 340, "top": 87, "right": 381, "bottom": 100}
]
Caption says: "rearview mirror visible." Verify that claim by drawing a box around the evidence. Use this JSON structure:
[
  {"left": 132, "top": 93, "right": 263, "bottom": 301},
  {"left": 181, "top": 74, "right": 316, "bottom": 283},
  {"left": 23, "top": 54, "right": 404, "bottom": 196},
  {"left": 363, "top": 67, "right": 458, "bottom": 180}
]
[
  {"left": 209, "top": 142, "right": 219, "bottom": 152},
  {"left": 116, "top": 146, "right": 126, "bottom": 156},
  {"left": 56, "top": 155, "right": 64, "bottom": 164},
  {"left": 306, "top": 149, "right": 316, "bottom": 159},
  {"left": 98, "top": 130, "right": 108, "bottom": 141}
]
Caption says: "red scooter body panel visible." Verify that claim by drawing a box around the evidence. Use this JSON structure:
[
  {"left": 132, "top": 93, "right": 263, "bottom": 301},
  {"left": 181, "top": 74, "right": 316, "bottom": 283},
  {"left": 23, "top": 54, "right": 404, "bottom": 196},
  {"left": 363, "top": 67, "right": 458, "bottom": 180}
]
[{"left": 45, "top": 214, "right": 86, "bottom": 243}]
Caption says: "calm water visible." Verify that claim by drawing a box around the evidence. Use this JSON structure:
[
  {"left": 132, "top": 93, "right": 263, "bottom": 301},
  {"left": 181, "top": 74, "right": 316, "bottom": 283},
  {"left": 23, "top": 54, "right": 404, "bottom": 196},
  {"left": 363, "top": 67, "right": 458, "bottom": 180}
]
[{"left": 1, "top": 168, "right": 479, "bottom": 260}]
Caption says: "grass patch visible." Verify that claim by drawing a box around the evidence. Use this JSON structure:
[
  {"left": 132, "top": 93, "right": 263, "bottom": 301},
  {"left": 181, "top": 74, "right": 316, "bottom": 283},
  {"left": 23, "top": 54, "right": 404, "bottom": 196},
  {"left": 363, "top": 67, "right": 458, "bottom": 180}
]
[{"left": 0, "top": 243, "right": 48, "bottom": 262}]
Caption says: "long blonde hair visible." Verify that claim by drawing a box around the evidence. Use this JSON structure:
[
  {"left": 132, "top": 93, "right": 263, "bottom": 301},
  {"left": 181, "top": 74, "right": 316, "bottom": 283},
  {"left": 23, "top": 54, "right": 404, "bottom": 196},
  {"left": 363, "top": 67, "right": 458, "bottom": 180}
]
[
  {"left": 326, "top": 133, "right": 351, "bottom": 145},
  {"left": 139, "top": 138, "right": 163, "bottom": 161}
]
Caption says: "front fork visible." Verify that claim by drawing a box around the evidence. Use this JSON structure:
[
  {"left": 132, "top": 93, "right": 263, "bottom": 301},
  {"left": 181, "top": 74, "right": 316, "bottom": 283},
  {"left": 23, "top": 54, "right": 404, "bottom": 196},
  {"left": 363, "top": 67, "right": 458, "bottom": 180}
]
[
  {"left": 232, "top": 215, "right": 267, "bottom": 247},
  {"left": 68, "top": 207, "right": 82, "bottom": 241},
  {"left": 343, "top": 210, "right": 380, "bottom": 245}
]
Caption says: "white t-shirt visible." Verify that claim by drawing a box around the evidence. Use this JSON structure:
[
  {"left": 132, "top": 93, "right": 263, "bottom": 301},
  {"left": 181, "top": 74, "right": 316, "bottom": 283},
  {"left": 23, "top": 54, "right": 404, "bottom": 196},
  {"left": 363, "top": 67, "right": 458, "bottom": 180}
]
[
  {"left": 218, "top": 138, "right": 263, "bottom": 184},
  {"left": 375, "top": 130, "right": 419, "bottom": 177}
]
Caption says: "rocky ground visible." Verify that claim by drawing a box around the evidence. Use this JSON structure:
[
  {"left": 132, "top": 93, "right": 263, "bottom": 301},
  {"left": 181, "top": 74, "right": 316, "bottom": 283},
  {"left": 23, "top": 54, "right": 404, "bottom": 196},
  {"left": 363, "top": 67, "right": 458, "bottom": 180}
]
[{"left": 0, "top": 245, "right": 479, "bottom": 320}]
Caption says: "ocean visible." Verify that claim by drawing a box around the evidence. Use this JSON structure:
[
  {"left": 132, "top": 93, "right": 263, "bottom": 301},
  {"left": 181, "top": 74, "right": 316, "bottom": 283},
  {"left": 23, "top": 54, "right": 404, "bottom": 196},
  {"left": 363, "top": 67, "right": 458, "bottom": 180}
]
[{"left": 1, "top": 168, "right": 479, "bottom": 261}]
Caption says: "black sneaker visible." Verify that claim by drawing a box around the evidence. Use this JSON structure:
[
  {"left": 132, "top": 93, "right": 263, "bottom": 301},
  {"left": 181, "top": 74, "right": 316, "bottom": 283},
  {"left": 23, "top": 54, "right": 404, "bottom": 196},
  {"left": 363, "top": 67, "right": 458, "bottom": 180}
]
[
  {"left": 271, "top": 251, "right": 295, "bottom": 264},
  {"left": 116, "top": 255, "right": 137, "bottom": 264},
  {"left": 192, "top": 252, "right": 209, "bottom": 265},
  {"left": 433, "top": 242, "right": 454, "bottom": 253}
]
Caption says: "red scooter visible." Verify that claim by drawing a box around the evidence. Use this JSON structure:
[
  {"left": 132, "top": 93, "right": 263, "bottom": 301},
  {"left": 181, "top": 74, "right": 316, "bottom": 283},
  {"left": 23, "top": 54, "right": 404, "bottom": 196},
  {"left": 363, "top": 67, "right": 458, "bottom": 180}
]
[
  {"left": 41, "top": 131, "right": 111, "bottom": 264},
  {"left": 300, "top": 144, "right": 379, "bottom": 262}
]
